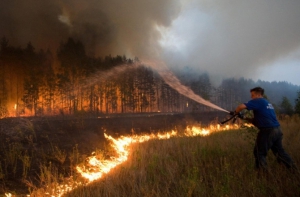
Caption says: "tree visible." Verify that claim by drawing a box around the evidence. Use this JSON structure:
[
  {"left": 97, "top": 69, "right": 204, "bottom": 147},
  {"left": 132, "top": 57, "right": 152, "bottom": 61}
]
[
  {"left": 57, "top": 38, "right": 87, "bottom": 114},
  {"left": 0, "top": 38, "right": 8, "bottom": 117},
  {"left": 279, "top": 96, "right": 294, "bottom": 115},
  {"left": 41, "top": 50, "right": 56, "bottom": 114},
  {"left": 295, "top": 91, "right": 300, "bottom": 115},
  {"left": 22, "top": 75, "right": 39, "bottom": 115},
  {"left": 20, "top": 43, "right": 49, "bottom": 116},
  {"left": 190, "top": 73, "right": 212, "bottom": 111}
]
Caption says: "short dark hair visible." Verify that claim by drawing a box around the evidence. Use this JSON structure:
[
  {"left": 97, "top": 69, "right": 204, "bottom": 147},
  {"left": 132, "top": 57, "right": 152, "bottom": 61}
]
[{"left": 250, "top": 87, "right": 264, "bottom": 95}]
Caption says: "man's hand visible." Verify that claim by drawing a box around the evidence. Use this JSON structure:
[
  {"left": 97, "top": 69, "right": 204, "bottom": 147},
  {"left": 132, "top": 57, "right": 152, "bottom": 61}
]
[{"left": 229, "top": 111, "right": 236, "bottom": 116}]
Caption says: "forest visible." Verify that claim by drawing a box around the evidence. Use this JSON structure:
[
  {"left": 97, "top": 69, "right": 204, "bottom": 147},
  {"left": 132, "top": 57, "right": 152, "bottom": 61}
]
[{"left": 0, "top": 37, "right": 300, "bottom": 118}]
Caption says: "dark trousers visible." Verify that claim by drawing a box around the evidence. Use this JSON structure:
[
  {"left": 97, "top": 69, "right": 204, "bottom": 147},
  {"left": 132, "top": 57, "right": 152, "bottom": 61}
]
[{"left": 253, "top": 127, "right": 293, "bottom": 169}]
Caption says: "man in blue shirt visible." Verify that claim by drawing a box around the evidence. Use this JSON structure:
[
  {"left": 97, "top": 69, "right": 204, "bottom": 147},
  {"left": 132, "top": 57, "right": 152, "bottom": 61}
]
[{"left": 231, "top": 87, "right": 294, "bottom": 170}]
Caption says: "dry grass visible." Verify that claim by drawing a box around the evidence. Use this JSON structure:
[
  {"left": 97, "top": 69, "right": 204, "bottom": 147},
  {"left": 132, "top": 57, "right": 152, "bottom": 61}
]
[{"left": 65, "top": 116, "right": 300, "bottom": 197}]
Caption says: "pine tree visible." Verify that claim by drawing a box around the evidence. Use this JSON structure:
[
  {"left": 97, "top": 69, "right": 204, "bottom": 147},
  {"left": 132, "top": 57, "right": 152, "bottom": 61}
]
[
  {"left": 295, "top": 91, "right": 300, "bottom": 115},
  {"left": 279, "top": 96, "right": 294, "bottom": 115}
]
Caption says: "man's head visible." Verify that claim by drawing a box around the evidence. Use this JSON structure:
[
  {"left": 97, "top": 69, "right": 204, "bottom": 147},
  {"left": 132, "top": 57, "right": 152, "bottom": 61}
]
[{"left": 250, "top": 87, "right": 264, "bottom": 99}]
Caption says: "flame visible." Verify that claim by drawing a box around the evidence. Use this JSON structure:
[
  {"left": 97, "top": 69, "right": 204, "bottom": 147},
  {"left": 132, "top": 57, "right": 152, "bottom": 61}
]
[
  {"left": 76, "top": 131, "right": 177, "bottom": 182},
  {"left": 185, "top": 126, "right": 210, "bottom": 136},
  {"left": 5, "top": 124, "right": 239, "bottom": 196},
  {"left": 75, "top": 124, "right": 235, "bottom": 184},
  {"left": 242, "top": 123, "right": 255, "bottom": 128}
]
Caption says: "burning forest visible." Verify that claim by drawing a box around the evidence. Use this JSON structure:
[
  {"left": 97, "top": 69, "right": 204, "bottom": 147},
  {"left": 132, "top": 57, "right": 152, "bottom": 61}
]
[
  {"left": 0, "top": 38, "right": 299, "bottom": 119},
  {"left": 0, "top": 37, "right": 217, "bottom": 117},
  {"left": 0, "top": 36, "right": 300, "bottom": 196},
  {"left": 1, "top": 0, "right": 300, "bottom": 195}
]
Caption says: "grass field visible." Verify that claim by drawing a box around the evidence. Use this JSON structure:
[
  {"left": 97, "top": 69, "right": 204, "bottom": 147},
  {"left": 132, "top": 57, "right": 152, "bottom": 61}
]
[
  {"left": 1, "top": 114, "right": 300, "bottom": 196},
  {"left": 63, "top": 115, "right": 300, "bottom": 197}
]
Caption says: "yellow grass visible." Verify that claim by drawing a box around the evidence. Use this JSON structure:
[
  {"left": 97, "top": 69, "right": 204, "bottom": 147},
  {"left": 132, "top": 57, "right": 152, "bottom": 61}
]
[{"left": 64, "top": 115, "right": 300, "bottom": 197}]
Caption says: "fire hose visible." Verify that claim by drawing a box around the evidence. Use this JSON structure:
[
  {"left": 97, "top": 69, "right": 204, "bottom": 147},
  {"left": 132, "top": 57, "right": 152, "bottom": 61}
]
[{"left": 220, "top": 111, "right": 245, "bottom": 125}]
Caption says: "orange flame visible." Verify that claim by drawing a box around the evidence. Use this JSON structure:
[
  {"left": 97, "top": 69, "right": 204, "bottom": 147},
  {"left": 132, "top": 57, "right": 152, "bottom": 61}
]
[
  {"left": 5, "top": 124, "right": 241, "bottom": 196},
  {"left": 76, "top": 131, "right": 177, "bottom": 182}
]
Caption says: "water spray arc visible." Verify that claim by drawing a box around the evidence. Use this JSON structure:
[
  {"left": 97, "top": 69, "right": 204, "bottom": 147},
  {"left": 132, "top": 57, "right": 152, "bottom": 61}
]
[
  {"left": 142, "top": 60, "right": 229, "bottom": 113},
  {"left": 81, "top": 59, "right": 229, "bottom": 113}
]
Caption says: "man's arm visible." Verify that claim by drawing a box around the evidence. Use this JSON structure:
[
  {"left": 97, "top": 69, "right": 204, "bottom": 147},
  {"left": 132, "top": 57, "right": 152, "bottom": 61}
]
[
  {"left": 235, "top": 103, "right": 247, "bottom": 114},
  {"left": 235, "top": 103, "right": 255, "bottom": 124}
]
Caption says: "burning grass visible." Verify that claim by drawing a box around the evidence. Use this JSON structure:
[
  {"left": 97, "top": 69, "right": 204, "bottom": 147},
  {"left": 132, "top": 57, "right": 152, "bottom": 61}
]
[
  {"left": 64, "top": 116, "right": 300, "bottom": 197},
  {"left": 2, "top": 114, "right": 300, "bottom": 196}
]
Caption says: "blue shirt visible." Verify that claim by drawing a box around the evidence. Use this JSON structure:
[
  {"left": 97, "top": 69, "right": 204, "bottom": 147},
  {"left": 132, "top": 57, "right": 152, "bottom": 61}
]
[{"left": 244, "top": 98, "right": 280, "bottom": 128}]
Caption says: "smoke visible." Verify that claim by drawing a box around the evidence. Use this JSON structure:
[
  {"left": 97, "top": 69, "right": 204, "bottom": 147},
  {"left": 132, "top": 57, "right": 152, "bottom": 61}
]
[
  {"left": 159, "top": 0, "right": 300, "bottom": 84},
  {"left": 1, "top": 0, "right": 300, "bottom": 84},
  {"left": 0, "top": 0, "right": 181, "bottom": 57}
]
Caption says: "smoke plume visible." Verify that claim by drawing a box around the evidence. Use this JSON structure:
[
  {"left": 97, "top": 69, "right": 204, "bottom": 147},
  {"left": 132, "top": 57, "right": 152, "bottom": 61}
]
[
  {"left": 160, "top": 0, "right": 300, "bottom": 84},
  {"left": 0, "top": 0, "right": 180, "bottom": 57},
  {"left": 1, "top": 0, "right": 300, "bottom": 84}
]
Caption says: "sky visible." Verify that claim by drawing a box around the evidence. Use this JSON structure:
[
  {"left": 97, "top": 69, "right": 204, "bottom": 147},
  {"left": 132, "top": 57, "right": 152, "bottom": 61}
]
[
  {"left": 1, "top": 0, "right": 300, "bottom": 86},
  {"left": 158, "top": 0, "right": 300, "bottom": 86}
]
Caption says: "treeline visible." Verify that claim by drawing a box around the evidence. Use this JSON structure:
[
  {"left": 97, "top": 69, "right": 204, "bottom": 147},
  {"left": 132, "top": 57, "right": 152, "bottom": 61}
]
[
  {"left": 213, "top": 77, "right": 300, "bottom": 114},
  {"left": 0, "top": 37, "right": 299, "bottom": 117},
  {"left": 0, "top": 37, "right": 191, "bottom": 117},
  {"left": 179, "top": 69, "right": 300, "bottom": 115}
]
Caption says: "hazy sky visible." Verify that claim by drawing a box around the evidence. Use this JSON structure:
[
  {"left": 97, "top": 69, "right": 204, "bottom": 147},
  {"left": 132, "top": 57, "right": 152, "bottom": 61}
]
[
  {"left": 1, "top": 0, "right": 299, "bottom": 85},
  {"left": 158, "top": 0, "right": 300, "bottom": 85}
]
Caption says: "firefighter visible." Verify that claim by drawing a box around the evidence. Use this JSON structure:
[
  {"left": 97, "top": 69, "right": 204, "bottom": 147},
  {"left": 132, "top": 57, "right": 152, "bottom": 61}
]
[{"left": 231, "top": 87, "right": 296, "bottom": 171}]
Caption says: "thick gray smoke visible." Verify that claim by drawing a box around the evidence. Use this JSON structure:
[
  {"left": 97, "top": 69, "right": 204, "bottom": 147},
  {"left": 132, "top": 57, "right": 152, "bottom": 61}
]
[
  {"left": 1, "top": 0, "right": 300, "bottom": 84},
  {"left": 161, "top": 0, "right": 300, "bottom": 84},
  {"left": 0, "top": 0, "right": 180, "bottom": 57}
]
